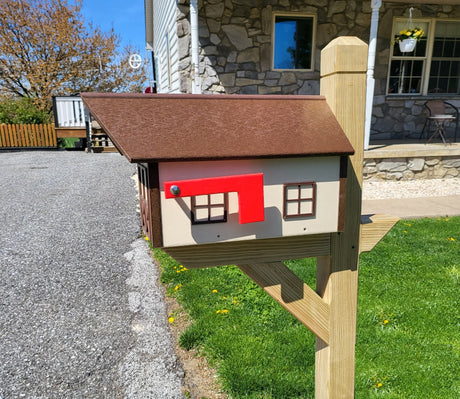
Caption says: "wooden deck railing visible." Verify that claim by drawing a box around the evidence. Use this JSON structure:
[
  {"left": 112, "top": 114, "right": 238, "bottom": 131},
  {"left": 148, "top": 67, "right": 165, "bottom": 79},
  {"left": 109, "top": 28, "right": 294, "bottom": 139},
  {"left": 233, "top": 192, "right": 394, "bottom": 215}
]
[{"left": 0, "top": 124, "right": 57, "bottom": 148}]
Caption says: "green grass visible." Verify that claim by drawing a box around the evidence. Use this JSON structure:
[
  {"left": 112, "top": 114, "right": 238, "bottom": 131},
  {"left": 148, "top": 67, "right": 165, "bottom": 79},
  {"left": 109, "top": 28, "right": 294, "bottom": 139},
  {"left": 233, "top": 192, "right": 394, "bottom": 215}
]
[
  {"left": 154, "top": 217, "right": 459, "bottom": 398},
  {"left": 58, "top": 137, "right": 80, "bottom": 148}
]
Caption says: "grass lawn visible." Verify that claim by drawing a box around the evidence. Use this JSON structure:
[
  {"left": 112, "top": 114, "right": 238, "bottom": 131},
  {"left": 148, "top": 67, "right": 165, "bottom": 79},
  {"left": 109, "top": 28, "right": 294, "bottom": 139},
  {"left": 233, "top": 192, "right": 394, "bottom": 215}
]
[{"left": 154, "top": 217, "right": 459, "bottom": 398}]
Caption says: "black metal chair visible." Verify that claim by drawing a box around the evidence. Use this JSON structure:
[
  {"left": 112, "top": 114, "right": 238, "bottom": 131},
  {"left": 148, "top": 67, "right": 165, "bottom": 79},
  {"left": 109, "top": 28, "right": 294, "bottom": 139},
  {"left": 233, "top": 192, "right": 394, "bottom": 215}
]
[{"left": 420, "top": 100, "right": 459, "bottom": 142}]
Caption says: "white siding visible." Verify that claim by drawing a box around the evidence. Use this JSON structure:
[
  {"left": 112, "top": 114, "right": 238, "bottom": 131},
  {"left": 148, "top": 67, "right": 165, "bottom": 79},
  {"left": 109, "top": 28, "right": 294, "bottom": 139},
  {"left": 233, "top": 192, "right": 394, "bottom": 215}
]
[{"left": 153, "top": 0, "right": 180, "bottom": 93}]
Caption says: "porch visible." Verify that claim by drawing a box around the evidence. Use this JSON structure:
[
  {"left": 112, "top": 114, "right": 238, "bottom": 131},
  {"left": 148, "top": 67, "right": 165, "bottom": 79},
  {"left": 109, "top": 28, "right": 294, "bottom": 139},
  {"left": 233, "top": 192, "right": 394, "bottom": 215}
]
[{"left": 364, "top": 139, "right": 460, "bottom": 180}]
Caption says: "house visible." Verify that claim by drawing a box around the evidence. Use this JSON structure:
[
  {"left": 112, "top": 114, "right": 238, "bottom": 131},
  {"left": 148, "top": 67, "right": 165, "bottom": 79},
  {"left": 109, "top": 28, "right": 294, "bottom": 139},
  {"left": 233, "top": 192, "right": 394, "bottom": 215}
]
[
  {"left": 144, "top": 0, "right": 459, "bottom": 141},
  {"left": 81, "top": 93, "right": 353, "bottom": 258}
]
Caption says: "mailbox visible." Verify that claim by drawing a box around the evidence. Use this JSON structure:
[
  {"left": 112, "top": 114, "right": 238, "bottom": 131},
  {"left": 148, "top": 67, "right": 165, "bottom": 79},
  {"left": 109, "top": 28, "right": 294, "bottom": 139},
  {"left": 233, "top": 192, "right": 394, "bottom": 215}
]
[{"left": 81, "top": 93, "right": 354, "bottom": 266}]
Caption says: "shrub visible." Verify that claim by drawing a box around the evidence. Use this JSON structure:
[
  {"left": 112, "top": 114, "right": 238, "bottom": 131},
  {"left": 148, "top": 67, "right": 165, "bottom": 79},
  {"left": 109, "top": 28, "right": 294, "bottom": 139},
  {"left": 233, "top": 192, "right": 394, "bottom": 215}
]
[{"left": 0, "top": 97, "right": 50, "bottom": 124}]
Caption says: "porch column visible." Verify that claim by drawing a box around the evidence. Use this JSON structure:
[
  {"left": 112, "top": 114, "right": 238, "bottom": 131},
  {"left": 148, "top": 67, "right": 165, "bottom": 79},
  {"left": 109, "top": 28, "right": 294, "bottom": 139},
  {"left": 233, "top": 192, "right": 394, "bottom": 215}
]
[
  {"left": 364, "top": 0, "right": 382, "bottom": 150},
  {"left": 190, "top": 0, "right": 201, "bottom": 94}
]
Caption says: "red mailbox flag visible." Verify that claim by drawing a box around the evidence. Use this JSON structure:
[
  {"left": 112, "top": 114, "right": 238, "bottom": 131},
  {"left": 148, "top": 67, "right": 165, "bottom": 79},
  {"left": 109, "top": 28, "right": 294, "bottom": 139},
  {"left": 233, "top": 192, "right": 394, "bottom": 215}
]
[{"left": 164, "top": 173, "right": 264, "bottom": 224}]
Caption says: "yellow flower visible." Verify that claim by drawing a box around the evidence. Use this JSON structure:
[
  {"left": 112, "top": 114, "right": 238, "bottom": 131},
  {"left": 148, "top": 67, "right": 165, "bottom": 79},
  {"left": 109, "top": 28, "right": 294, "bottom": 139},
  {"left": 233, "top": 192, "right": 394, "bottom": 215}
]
[
  {"left": 222, "top": 309, "right": 229, "bottom": 314},
  {"left": 216, "top": 310, "right": 221, "bottom": 314},
  {"left": 144, "top": 236, "right": 149, "bottom": 241},
  {"left": 404, "top": 230, "right": 408, "bottom": 234},
  {"left": 168, "top": 317, "right": 175, "bottom": 323},
  {"left": 377, "top": 382, "right": 383, "bottom": 388},
  {"left": 212, "top": 289, "right": 218, "bottom": 293},
  {"left": 449, "top": 237, "right": 455, "bottom": 241},
  {"left": 383, "top": 319, "right": 389, "bottom": 325},
  {"left": 174, "top": 284, "right": 182, "bottom": 291}
]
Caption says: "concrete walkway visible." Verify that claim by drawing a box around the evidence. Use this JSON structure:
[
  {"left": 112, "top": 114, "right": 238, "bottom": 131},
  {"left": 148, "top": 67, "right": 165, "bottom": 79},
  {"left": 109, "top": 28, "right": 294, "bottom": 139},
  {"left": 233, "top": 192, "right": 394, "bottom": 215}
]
[
  {"left": 362, "top": 195, "right": 460, "bottom": 219},
  {"left": 0, "top": 151, "right": 184, "bottom": 399}
]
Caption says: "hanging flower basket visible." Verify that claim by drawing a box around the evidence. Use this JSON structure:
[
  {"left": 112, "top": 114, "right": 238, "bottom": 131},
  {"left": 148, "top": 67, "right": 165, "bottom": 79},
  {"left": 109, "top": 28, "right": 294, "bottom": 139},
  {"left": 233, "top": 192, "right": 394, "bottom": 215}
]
[
  {"left": 393, "top": 27, "right": 424, "bottom": 53},
  {"left": 399, "top": 38, "right": 417, "bottom": 52}
]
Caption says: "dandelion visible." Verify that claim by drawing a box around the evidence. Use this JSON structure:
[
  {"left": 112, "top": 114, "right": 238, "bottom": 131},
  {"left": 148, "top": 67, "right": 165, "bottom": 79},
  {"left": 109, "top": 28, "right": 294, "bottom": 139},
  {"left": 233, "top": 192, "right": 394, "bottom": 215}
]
[
  {"left": 377, "top": 382, "right": 383, "bottom": 388},
  {"left": 212, "top": 289, "right": 218, "bottom": 293},
  {"left": 449, "top": 237, "right": 455, "bottom": 242},
  {"left": 168, "top": 316, "right": 175, "bottom": 323},
  {"left": 144, "top": 236, "right": 149, "bottom": 241},
  {"left": 174, "top": 284, "right": 182, "bottom": 291},
  {"left": 222, "top": 309, "right": 229, "bottom": 314},
  {"left": 404, "top": 230, "right": 408, "bottom": 234},
  {"left": 383, "top": 319, "right": 389, "bottom": 325},
  {"left": 216, "top": 310, "right": 221, "bottom": 314}
]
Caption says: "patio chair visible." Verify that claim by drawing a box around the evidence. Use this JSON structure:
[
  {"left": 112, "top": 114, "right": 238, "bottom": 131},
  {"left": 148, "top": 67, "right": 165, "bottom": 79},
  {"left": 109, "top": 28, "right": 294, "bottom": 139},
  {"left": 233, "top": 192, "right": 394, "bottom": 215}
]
[{"left": 420, "top": 100, "right": 459, "bottom": 142}]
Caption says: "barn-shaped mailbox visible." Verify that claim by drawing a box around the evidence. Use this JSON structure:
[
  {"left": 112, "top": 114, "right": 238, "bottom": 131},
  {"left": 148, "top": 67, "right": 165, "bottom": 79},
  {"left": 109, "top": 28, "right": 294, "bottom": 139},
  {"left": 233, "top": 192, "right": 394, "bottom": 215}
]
[
  {"left": 82, "top": 39, "right": 400, "bottom": 399},
  {"left": 81, "top": 93, "right": 354, "bottom": 266}
]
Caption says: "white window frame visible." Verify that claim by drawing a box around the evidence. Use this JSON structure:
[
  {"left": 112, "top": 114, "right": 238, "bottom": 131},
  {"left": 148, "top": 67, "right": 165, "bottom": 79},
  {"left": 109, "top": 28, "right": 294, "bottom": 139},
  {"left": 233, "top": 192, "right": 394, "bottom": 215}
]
[
  {"left": 387, "top": 18, "right": 460, "bottom": 96},
  {"left": 272, "top": 12, "right": 316, "bottom": 72}
]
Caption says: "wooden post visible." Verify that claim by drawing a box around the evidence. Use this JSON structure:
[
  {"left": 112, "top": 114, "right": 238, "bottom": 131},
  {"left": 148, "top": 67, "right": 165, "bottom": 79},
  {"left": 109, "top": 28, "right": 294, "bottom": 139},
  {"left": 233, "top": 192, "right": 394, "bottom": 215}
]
[{"left": 316, "top": 37, "right": 367, "bottom": 398}]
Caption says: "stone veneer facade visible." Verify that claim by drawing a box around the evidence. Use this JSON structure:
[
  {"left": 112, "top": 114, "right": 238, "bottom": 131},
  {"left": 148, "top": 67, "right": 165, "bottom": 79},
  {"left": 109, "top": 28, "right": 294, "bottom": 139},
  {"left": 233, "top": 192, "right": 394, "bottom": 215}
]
[
  {"left": 174, "top": 1, "right": 459, "bottom": 140},
  {"left": 363, "top": 156, "right": 460, "bottom": 180}
]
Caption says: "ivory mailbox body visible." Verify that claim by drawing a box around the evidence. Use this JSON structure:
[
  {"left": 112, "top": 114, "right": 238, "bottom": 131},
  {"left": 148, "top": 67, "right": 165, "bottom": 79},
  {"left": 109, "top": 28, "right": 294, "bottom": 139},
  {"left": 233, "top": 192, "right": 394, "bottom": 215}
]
[{"left": 159, "top": 157, "right": 342, "bottom": 247}]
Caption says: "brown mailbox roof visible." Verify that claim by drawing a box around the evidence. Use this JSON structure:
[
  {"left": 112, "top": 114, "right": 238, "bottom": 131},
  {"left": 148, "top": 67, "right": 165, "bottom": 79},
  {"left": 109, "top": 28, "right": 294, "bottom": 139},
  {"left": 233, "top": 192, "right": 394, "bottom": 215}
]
[{"left": 81, "top": 93, "right": 354, "bottom": 163}]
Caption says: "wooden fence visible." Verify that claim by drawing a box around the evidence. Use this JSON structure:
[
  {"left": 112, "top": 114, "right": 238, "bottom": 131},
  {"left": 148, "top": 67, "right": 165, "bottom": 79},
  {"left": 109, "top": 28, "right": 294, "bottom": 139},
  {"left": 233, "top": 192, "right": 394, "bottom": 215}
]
[{"left": 0, "top": 124, "right": 57, "bottom": 148}]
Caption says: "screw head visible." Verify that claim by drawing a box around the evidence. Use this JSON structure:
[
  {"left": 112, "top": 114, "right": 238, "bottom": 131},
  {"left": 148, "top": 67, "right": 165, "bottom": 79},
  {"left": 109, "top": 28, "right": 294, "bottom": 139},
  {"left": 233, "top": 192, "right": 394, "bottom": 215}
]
[{"left": 170, "top": 185, "right": 181, "bottom": 196}]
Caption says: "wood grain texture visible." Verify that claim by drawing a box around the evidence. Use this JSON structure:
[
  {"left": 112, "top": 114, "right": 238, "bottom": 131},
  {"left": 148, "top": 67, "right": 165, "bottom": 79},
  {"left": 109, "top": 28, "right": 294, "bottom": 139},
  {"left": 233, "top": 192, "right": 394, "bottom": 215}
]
[
  {"left": 360, "top": 214, "right": 400, "bottom": 253},
  {"left": 0, "top": 124, "right": 56, "bottom": 148},
  {"left": 55, "top": 127, "right": 87, "bottom": 138},
  {"left": 163, "top": 233, "right": 331, "bottom": 268},
  {"left": 238, "top": 262, "right": 330, "bottom": 344},
  {"left": 316, "top": 36, "right": 367, "bottom": 399}
]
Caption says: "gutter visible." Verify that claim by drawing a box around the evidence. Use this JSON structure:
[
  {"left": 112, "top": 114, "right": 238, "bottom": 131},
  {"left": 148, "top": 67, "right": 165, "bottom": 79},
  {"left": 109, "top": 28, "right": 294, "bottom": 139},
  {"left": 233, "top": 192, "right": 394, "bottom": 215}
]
[{"left": 190, "top": 0, "right": 201, "bottom": 94}]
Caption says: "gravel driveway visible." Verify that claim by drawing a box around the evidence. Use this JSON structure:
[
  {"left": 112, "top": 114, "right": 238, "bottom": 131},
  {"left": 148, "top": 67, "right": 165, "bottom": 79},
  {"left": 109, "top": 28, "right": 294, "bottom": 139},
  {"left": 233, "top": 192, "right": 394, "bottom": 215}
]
[{"left": 0, "top": 151, "right": 183, "bottom": 398}]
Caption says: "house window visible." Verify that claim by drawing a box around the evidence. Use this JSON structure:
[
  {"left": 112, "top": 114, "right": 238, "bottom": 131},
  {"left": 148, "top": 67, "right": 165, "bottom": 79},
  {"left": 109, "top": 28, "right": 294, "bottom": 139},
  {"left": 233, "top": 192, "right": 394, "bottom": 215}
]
[
  {"left": 273, "top": 14, "right": 315, "bottom": 70},
  {"left": 283, "top": 182, "right": 316, "bottom": 219},
  {"left": 388, "top": 19, "right": 460, "bottom": 95},
  {"left": 191, "top": 193, "right": 228, "bottom": 225},
  {"left": 429, "top": 21, "right": 460, "bottom": 94}
]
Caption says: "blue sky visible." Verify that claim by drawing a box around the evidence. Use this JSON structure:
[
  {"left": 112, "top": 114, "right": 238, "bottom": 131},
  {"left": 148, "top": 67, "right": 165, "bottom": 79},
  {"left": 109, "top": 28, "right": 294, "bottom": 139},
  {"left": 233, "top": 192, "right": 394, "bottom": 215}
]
[{"left": 80, "top": 0, "right": 145, "bottom": 51}]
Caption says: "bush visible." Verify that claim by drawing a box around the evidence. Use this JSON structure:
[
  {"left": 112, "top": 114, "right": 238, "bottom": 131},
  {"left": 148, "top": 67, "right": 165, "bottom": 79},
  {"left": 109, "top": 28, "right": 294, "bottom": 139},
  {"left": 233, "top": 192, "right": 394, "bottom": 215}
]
[{"left": 0, "top": 97, "right": 50, "bottom": 124}]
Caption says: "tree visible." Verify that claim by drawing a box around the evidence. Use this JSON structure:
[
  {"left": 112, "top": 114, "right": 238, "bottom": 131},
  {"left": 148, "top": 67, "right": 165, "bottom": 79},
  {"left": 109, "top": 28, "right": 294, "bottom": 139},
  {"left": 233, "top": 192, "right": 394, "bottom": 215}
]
[{"left": 0, "top": 0, "right": 145, "bottom": 112}]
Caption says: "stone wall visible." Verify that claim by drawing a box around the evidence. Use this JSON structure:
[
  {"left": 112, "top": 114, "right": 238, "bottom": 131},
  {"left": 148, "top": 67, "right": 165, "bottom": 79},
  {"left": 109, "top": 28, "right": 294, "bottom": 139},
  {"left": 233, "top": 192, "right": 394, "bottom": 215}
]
[
  {"left": 177, "top": 0, "right": 372, "bottom": 95},
  {"left": 371, "top": 97, "right": 460, "bottom": 140},
  {"left": 364, "top": 156, "right": 460, "bottom": 180}
]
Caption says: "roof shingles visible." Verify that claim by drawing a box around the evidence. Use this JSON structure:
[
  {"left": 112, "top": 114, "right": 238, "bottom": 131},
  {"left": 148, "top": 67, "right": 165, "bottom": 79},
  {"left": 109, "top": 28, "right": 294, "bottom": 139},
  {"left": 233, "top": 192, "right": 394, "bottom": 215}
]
[{"left": 81, "top": 93, "right": 354, "bottom": 163}]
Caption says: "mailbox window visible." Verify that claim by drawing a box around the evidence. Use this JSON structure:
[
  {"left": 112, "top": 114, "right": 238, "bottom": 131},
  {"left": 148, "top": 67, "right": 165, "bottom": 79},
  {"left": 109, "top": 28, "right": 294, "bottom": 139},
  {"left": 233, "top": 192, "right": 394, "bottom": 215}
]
[
  {"left": 191, "top": 193, "right": 228, "bottom": 224},
  {"left": 283, "top": 182, "right": 316, "bottom": 219}
]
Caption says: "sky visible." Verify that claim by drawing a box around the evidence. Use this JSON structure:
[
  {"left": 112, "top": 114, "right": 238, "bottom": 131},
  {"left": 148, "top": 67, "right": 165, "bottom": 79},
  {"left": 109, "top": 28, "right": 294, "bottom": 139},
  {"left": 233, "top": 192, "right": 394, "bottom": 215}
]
[{"left": 80, "top": 0, "right": 145, "bottom": 52}]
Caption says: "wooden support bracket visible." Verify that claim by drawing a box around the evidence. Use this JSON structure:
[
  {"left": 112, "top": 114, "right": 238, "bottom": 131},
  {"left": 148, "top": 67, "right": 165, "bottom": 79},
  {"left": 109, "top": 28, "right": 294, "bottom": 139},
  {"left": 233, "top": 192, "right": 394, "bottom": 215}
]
[
  {"left": 237, "top": 262, "right": 330, "bottom": 345},
  {"left": 360, "top": 213, "right": 399, "bottom": 253}
]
